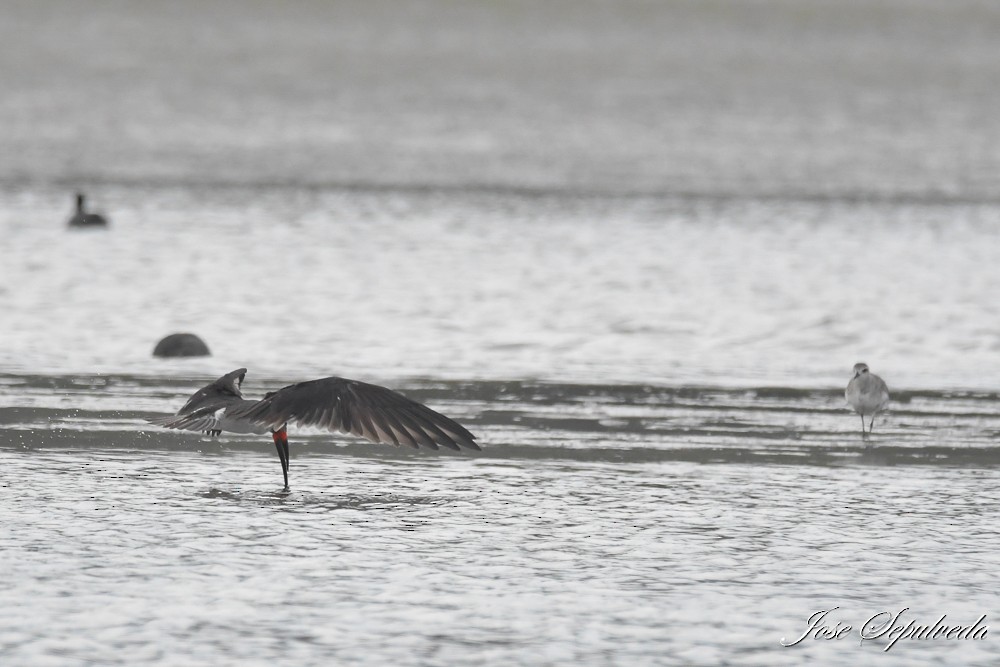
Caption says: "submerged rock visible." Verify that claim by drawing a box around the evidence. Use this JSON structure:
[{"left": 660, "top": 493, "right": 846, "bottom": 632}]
[{"left": 153, "top": 333, "right": 211, "bottom": 358}]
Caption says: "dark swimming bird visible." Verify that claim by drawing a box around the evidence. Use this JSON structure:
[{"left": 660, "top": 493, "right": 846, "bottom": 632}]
[
  {"left": 148, "top": 369, "right": 479, "bottom": 490},
  {"left": 67, "top": 193, "right": 108, "bottom": 227},
  {"left": 845, "top": 362, "right": 890, "bottom": 436}
]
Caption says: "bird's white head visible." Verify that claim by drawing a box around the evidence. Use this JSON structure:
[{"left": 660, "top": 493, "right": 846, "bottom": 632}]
[{"left": 852, "top": 362, "right": 870, "bottom": 378}]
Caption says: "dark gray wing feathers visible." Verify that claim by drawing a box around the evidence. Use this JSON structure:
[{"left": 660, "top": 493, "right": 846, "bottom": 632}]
[
  {"left": 233, "top": 377, "right": 479, "bottom": 451},
  {"left": 147, "top": 368, "right": 250, "bottom": 432},
  {"left": 176, "top": 367, "right": 247, "bottom": 414},
  {"left": 149, "top": 370, "right": 479, "bottom": 452},
  {"left": 148, "top": 406, "right": 222, "bottom": 432}
]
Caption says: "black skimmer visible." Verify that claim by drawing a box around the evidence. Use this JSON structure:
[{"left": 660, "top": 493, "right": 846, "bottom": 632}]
[
  {"left": 67, "top": 193, "right": 109, "bottom": 227},
  {"left": 845, "top": 362, "right": 890, "bottom": 436},
  {"left": 149, "top": 368, "right": 479, "bottom": 490}
]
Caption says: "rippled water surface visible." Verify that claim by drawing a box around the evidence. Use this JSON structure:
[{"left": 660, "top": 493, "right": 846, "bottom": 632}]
[
  {"left": 3, "top": 187, "right": 1000, "bottom": 391},
  {"left": 2, "top": 1, "right": 1000, "bottom": 665},
  {"left": 4, "top": 447, "right": 999, "bottom": 667},
  {"left": 3, "top": 376, "right": 1000, "bottom": 666}
]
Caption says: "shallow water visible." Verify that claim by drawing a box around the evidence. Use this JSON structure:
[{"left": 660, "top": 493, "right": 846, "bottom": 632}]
[
  {"left": 4, "top": 448, "right": 998, "bottom": 667},
  {"left": 2, "top": 1, "right": 1000, "bottom": 665},
  {"left": 3, "top": 186, "right": 1000, "bottom": 392},
  {"left": 3, "top": 375, "right": 1000, "bottom": 666}
]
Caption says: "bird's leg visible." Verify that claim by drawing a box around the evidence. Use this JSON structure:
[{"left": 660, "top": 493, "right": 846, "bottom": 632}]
[
  {"left": 869, "top": 414, "right": 876, "bottom": 433},
  {"left": 272, "top": 425, "right": 290, "bottom": 491},
  {"left": 860, "top": 414, "right": 866, "bottom": 435}
]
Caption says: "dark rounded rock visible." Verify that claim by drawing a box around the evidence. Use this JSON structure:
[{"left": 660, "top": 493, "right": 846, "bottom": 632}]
[{"left": 153, "top": 333, "right": 211, "bottom": 358}]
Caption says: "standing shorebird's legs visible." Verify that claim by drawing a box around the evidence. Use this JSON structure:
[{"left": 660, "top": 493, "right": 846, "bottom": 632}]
[
  {"left": 846, "top": 362, "right": 890, "bottom": 441},
  {"left": 272, "top": 425, "right": 290, "bottom": 491}
]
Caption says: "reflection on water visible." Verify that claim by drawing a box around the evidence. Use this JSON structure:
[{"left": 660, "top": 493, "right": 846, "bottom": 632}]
[{"left": 199, "top": 486, "right": 461, "bottom": 512}]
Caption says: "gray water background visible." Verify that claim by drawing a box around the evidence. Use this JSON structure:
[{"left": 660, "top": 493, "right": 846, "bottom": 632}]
[{"left": 2, "top": 1, "right": 1000, "bottom": 665}]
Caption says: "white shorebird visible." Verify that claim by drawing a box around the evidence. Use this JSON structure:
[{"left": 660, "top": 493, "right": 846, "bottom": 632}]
[
  {"left": 149, "top": 368, "right": 479, "bottom": 490},
  {"left": 845, "top": 362, "right": 890, "bottom": 436}
]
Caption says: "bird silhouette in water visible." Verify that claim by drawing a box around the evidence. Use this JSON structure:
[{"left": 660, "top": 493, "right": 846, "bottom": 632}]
[
  {"left": 148, "top": 369, "right": 479, "bottom": 490},
  {"left": 67, "top": 193, "right": 108, "bottom": 228},
  {"left": 845, "top": 362, "right": 890, "bottom": 437}
]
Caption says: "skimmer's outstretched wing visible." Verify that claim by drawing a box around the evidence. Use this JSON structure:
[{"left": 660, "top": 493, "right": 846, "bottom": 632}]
[
  {"left": 232, "top": 376, "right": 479, "bottom": 451},
  {"left": 147, "top": 368, "right": 263, "bottom": 434}
]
